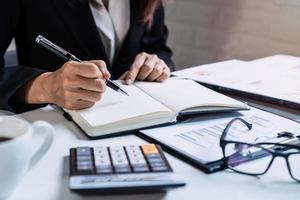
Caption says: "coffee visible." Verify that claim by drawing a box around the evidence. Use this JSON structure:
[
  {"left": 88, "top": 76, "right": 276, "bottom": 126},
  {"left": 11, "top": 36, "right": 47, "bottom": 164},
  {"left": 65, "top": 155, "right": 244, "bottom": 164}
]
[{"left": 0, "top": 136, "right": 12, "bottom": 142}]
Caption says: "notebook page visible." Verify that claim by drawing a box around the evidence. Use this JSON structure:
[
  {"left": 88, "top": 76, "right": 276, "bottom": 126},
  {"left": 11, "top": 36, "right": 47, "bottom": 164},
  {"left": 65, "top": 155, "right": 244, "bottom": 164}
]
[
  {"left": 67, "top": 82, "right": 174, "bottom": 127},
  {"left": 134, "top": 79, "right": 247, "bottom": 114}
]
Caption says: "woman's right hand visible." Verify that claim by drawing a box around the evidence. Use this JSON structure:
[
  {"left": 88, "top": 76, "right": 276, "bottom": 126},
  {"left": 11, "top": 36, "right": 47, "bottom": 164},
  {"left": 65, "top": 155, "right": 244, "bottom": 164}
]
[{"left": 24, "top": 60, "right": 110, "bottom": 110}]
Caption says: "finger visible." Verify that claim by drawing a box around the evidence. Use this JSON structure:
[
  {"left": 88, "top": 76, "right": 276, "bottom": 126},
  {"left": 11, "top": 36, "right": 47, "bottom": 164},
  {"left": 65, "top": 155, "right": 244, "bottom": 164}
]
[
  {"left": 70, "top": 76, "right": 106, "bottom": 92},
  {"left": 125, "top": 52, "right": 148, "bottom": 84},
  {"left": 137, "top": 55, "right": 159, "bottom": 80},
  {"left": 146, "top": 61, "right": 164, "bottom": 81},
  {"left": 68, "top": 100, "right": 95, "bottom": 110},
  {"left": 119, "top": 71, "right": 129, "bottom": 80},
  {"left": 156, "top": 67, "right": 170, "bottom": 82},
  {"left": 89, "top": 60, "right": 111, "bottom": 79},
  {"left": 73, "top": 89, "right": 104, "bottom": 103},
  {"left": 69, "top": 61, "right": 102, "bottom": 79}
]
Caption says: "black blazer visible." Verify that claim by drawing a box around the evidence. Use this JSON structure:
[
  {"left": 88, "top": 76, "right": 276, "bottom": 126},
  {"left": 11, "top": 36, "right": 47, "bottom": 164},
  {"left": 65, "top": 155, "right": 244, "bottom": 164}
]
[{"left": 0, "top": 0, "right": 174, "bottom": 113}]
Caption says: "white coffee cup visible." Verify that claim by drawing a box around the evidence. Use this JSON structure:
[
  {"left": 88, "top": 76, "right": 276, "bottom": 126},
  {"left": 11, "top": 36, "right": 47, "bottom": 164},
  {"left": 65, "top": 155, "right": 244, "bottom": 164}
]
[{"left": 0, "top": 117, "right": 54, "bottom": 199}]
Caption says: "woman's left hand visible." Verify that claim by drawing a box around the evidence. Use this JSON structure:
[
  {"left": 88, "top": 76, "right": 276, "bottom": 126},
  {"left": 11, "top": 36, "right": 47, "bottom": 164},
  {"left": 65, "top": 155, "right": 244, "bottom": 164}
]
[{"left": 119, "top": 52, "right": 170, "bottom": 84}]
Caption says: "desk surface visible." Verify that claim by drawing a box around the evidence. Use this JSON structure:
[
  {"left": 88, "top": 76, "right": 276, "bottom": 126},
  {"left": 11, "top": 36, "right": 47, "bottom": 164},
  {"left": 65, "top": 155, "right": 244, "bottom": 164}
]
[{"left": 2, "top": 104, "right": 300, "bottom": 200}]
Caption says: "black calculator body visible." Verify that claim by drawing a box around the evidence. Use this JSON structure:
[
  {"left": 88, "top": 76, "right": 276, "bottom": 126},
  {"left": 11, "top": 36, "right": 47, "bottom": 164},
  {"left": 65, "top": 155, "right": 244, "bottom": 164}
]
[{"left": 69, "top": 144, "right": 185, "bottom": 192}]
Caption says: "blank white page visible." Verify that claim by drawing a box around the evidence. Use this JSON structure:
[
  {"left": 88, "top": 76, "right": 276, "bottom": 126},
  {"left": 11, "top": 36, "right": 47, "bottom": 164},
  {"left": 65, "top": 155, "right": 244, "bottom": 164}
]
[
  {"left": 135, "top": 79, "right": 247, "bottom": 114},
  {"left": 67, "top": 82, "right": 173, "bottom": 127}
]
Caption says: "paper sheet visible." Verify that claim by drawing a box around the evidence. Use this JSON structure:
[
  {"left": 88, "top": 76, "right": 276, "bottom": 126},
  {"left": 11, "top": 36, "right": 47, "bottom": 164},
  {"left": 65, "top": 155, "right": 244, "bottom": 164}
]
[
  {"left": 140, "top": 108, "right": 300, "bottom": 163},
  {"left": 172, "top": 55, "right": 300, "bottom": 104}
]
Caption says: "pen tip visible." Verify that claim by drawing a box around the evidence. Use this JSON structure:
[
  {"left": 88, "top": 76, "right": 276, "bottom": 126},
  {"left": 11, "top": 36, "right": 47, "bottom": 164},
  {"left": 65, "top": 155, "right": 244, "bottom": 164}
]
[{"left": 120, "top": 90, "right": 129, "bottom": 96}]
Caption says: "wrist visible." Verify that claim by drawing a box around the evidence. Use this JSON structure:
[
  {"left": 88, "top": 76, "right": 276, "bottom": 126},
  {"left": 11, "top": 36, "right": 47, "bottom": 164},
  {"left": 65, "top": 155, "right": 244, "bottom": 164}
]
[{"left": 24, "top": 72, "right": 53, "bottom": 104}]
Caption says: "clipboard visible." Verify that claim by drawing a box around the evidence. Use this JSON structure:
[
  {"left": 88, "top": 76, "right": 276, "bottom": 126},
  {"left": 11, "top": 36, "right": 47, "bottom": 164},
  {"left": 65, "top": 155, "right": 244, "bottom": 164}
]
[{"left": 137, "top": 106, "right": 300, "bottom": 173}]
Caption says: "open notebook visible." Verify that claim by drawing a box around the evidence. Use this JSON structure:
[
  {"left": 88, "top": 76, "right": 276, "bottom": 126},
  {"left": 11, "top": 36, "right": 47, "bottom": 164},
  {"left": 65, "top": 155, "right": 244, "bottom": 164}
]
[{"left": 64, "top": 79, "right": 249, "bottom": 138}]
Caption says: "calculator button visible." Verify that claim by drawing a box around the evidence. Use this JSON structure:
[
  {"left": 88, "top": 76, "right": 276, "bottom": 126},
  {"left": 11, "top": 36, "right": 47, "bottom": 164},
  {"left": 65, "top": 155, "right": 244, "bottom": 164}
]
[
  {"left": 77, "top": 162, "right": 93, "bottom": 171},
  {"left": 94, "top": 150, "right": 109, "bottom": 156},
  {"left": 127, "top": 153, "right": 143, "bottom": 159},
  {"left": 76, "top": 147, "right": 91, "bottom": 156},
  {"left": 109, "top": 146, "right": 125, "bottom": 153},
  {"left": 94, "top": 147, "right": 109, "bottom": 155},
  {"left": 150, "top": 162, "right": 166, "bottom": 167},
  {"left": 112, "top": 153, "right": 126, "bottom": 158},
  {"left": 151, "top": 166, "right": 169, "bottom": 172},
  {"left": 148, "top": 160, "right": 168, "bottom": 171},
  {"left": 141, "top": 144, "right": 158, "bottom": 154},
  {"left": 114, "top": 159, "right": 127, "bottom": 164},
  {"left": 109, "top": 147, "right": 132, "bottom": 173},
  {"left": 127, "top": 153, "right": 142, "bottom": 159},
  {"left": 113, "top": 155, "right": 127, "bottom": 161},
  {"left": 94, "top": 159, "right": 111, "bottom": 166},
  {"left": 112, "top": 158, "right": 128, "bottom": 164},
  {"left": 130, "top": 158, "right": 147, "bottom": 165},
  {"left": 140, "top": 145, "right": 170, "bottom": 172},
  {"left": 147, "top": 157, "right": 163, "bottom": 162},
  {"left": 132, "top": 164, "right": 149, "bottom": 173},
  {"left": 145, "top": 153, "right": 162, "bottom": 159},
  {"left": 77, "top": 165, "right": 93, "bottom": 171},
  {"left": 76, "top": 156, "right": 92, "bottom": 162},
  {"left": 71, "top": 144, "right": 172, "bottom": 179},
  {"left": 126, "top": 145, "right": 141, "bottom": 152},
  {"left": 77, "top": 160, "right": 93, "bottom": 166},
  {"left": 94, "top": 146, "right": 106, "bottom": 151},
  {"left": 126, "top": 147, "right": 150, "bottom": 173},
  {"left": 125, "top": 146, "right": 147, "bottom": 162},
  {"left": 128, "top": 155, "right": 146, "bottom": 164},
  {"left": 114, "top": 166, "right": 131, "bottom": 173},
  {"left": 96, "top": 166, "right": 113, "bottom": 174},
  {"left": 131, "top": 163, "right": 148, "bottom": 168},
  {"left": 74, "top": 147, "right": 94, "bottom": 173},
  {"left": 94, "top": 154, "right": 109, "bottom": 160},
  {"left": 93, "top": 147, "right": 111, "bottom": 169},
  {"left": 126, "top": 145, "right": 140, "bottom": 149},
  {"left": 130, "top": 156, "right": 148, "bottom": 173}
]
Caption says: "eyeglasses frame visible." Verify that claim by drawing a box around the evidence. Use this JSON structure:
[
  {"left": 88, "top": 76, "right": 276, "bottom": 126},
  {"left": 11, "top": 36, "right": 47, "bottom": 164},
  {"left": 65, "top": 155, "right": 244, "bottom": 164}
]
[{"left": 219, "top": 117, "right": 300, "bottom": 182}]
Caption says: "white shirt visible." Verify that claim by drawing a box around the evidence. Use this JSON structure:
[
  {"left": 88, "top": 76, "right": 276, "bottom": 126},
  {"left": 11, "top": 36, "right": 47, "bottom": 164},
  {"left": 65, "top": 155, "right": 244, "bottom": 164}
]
[{"left": 89, "top": 0, "right": 130, "bottom": 64}]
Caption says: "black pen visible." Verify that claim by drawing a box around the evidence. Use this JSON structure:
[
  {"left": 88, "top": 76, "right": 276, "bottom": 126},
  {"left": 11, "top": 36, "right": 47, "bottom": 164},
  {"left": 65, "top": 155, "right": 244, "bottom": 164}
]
[{"left": 35, "top": 35, "right": 129, "bottom": 96}]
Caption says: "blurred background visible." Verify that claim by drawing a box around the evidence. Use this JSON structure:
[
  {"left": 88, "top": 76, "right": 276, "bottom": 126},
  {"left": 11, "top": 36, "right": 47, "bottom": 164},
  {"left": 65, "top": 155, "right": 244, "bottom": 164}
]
[
  {"left": 165, "top": 0, "right": 300, "bottom": 69},
  {"left": 6, "top": 0, "right": 300, "bottom": 70}
]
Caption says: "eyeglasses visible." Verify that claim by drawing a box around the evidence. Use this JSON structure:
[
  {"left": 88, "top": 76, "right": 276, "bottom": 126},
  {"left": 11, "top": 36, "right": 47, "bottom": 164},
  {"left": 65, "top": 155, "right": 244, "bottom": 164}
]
[{"left": 219, "top": 118, "right": 300, "bottom": 182}]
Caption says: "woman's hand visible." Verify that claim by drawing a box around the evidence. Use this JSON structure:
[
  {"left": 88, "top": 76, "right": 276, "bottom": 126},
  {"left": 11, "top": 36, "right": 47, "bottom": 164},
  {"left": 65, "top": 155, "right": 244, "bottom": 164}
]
[
  {"left": 24, "top": 60, "right": 110, "bottom": 110},
  {"left": 120, "top": 52, "right": 170, "bottom": 84}
]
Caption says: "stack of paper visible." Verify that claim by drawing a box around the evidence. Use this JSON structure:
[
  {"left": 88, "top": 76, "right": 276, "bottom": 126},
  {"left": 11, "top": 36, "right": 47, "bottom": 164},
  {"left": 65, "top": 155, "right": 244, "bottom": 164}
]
[{"left": 173, "top": 55, "right": 300, "bottom": 108}]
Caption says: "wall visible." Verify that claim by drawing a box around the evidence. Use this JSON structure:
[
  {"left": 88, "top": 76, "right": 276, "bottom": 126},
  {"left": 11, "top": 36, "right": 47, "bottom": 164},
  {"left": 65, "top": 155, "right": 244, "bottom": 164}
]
[{"left": 165, "top": 0, "right": 300, "bottom": 69}]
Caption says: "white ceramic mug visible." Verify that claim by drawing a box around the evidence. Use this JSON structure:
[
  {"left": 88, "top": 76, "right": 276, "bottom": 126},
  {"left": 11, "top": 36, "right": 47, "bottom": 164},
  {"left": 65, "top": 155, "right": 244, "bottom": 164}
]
[{"left": 0, "top": 117, "right": 54, "bottom": 199}]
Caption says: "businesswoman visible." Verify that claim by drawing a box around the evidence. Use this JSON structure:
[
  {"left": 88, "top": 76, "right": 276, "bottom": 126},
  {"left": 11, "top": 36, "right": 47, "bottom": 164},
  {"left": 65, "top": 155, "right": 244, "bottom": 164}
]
[{"left": 0, "top": 0, "right": 173, "bottom": 113}]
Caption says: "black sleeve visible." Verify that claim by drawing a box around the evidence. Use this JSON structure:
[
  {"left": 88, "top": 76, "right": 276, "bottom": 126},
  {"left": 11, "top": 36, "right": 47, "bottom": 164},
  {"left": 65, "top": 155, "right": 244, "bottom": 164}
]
[
  {"left": 140, "top": 6, "right": 175, "bottom": 71},
  {"left": 0, "top": 0, "right": 46, "bottom": 113}
]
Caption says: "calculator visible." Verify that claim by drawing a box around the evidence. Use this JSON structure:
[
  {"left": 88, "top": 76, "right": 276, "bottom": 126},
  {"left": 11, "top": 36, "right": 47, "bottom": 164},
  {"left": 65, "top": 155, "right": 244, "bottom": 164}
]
[{"left": 69, "top": 144, "right": 185, "bottom": 192}]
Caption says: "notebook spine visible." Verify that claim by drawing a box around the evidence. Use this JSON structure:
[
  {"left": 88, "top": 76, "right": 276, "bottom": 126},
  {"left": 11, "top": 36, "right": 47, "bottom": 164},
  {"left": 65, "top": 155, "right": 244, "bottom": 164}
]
[{"left": 63, "top": 112, "right": 73, "bottom": 121}]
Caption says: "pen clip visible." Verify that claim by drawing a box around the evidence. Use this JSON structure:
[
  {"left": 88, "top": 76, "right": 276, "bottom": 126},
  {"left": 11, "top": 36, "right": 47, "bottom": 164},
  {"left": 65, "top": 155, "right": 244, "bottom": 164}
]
[{"left": 36, "top": 35, "right": 67, "bottom": 54}]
